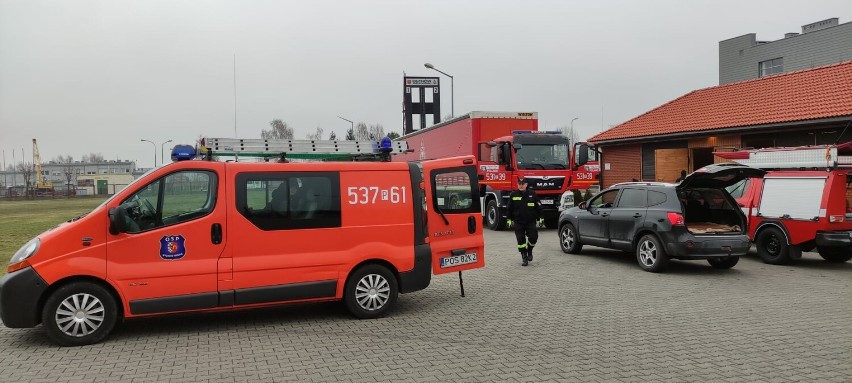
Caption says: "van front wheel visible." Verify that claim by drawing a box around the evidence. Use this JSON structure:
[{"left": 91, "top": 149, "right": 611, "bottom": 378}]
[
  {"left": 344, "top": 265, "right": 398, "bottom": 319},
  {"left": 42, "top": 282, "right": 118, "bottom": 347}
]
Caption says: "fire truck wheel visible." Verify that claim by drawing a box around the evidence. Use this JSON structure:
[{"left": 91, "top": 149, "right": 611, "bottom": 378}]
[
  {"left": 42, "top": 282, "right": 118, "bottom": 347},
  {"left": 707, "top": 256, "right": 739, "bottom": 269},
  {"left": 344, "top": 264, "right": 398, "bottom": 319},
  {"left": 486, "top": 200, "right": 506, "bottom": 231},
  {"left": 635, "top": 234, "right": 669, "bottom": 272},
  {"left": 559, "top": 223, "right": 583, "bottom": 254},
  {"left": 817, "top": 247, "right": 852, "bottom": 263},
  {"left": 756, "top": 227, "right": 791, "bottom": 265}
]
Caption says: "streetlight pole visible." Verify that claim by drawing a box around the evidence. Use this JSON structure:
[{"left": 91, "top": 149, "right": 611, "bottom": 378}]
[
  {"left": 424, "top": 63, "right": 454, "bottom": 118},
  {"left": 160, "top": 140, "right": 173, "bottom": 166},
  {"left": 337, "top": 116, "right": 354, "bottom": 137},
  {"left": 140, "top": 139, "right": 156, "bottom": 168},
  {"left": 570, "top": 117, "right": 579, "bottom": 144}
]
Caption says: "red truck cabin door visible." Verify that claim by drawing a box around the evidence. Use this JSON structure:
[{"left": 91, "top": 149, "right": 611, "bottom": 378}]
[{"left": 420, "top": 156, "right": 486, "bottom": 275}]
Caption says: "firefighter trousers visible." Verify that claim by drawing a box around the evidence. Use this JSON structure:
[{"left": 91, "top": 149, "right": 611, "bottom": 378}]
[{"left": 514, "top": 223, "right": 538, "bottom": 260}]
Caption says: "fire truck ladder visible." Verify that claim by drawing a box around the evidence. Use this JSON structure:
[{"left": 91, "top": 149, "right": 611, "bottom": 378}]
[
  {"left": 719, "top": 144, "right": 852, "bottom": 169},
  {"left": 201, "top": 137, "right": 410, "bottom": 162}
]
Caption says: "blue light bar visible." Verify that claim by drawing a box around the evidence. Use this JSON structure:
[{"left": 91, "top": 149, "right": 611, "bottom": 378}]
[{"left": 171, "top": 145, "right": 197, "bottom": 161}]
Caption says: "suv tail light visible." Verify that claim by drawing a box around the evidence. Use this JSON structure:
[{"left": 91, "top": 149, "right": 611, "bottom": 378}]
[{"left": 667, "top": 212, "right": 685, "bottom": 226}]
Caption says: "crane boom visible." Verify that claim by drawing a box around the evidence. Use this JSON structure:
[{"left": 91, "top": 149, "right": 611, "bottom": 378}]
[{"left": 32, "top": 139, "right": 53, "bottom": 191}]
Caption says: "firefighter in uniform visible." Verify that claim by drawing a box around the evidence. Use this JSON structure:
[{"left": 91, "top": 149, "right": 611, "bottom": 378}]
[{"left": 506, "top": 177, "right": 543, "bottom": 266}]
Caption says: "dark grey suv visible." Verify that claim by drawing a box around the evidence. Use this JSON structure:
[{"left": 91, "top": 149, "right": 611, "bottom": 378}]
[{"left": 558, "top": 164, "right": 765, "bottom": 272}]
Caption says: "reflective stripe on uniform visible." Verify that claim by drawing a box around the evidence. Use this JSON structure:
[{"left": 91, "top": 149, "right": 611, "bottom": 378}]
[
  {"left": 518, "top": 244, "right": 527, "bottom": 249},
  {"left": 512, "top": 197, "right": 522, "bottom": 200},
  {"left": 527, "top": 203, "right": 535, "bottom": 206}
]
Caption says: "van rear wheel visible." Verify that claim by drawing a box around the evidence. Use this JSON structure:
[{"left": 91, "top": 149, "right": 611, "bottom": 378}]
[
  {"left": 756, "top": 227, "right": 791, "bottom": 265},
  {"left": 42, "top": 282, "right": 118, "bottom": 347},
  {"left": 817, "top": 247, "right": 852, "bottom": 263},
  {"left": 707, "top": 256, "right": 739, "bottom": 269},
  {"left": 344, "top": 265, "right": 398, "bottom": 319}
]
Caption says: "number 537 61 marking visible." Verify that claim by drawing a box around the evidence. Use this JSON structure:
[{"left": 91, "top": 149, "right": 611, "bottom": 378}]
[{"left": 347, "top": 186, "right": 407, "bottom": 205}]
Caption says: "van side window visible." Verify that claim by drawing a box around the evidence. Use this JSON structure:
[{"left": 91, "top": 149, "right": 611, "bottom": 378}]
[
  {"left": 236, "top": 172, "right": 341, "bottom": 231},
  {"left": 432, "top": 167, "right": 481, "bottom": 214},
  {"left": 120, "top": 171, "right": 217, "bottom": 233}
]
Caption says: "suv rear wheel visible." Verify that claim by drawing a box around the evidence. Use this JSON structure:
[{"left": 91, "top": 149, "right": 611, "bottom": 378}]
[
  {"left": 756, "top": 227, "right": 791, "bottom": 265},
  {"left": 636, "top": 234, "right": 668, "bottom": 272}
]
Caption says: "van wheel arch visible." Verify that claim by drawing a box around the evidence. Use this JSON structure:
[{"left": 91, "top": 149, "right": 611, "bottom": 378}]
[{"left": 37, "top": 276, "right": 124, "bottom": 324}]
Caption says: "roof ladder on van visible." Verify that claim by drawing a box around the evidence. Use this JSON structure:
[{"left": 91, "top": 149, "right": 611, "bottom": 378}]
[
  {"left": 200, "top": 137, "right": 411, "bottom": 162},
  {"left": 715, "top": 143, "right": 852, "bottom": 169}
]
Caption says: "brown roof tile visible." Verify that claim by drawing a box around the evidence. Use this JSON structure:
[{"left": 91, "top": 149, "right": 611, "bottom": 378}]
[{"left": 589, "top": 61, "right": 852, "bottom": 143}]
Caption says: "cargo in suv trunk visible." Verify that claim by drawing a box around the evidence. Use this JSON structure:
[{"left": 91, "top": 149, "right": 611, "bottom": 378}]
[
  {"left": 677, "top": 163, "right": 766, "bottom": 234},
  {"left": 679, "top": 187, "right": 745, "bottom": 234}
]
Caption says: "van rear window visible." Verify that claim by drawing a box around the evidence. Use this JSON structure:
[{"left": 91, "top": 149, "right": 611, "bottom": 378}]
[
  {"left": 432, "top": 168, "right": 481, "bottom": 213},
  {"left": 235, "top": 172, "right": 341, "bottom": 230}
]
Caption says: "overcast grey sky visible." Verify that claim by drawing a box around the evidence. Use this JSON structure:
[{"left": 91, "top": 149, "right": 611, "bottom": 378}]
[{"left": 1, "top": 0, "right": 850, "bottom": 168}]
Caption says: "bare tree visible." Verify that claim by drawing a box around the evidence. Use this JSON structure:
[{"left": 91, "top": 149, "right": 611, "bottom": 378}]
[
  {"left": 368, "top": 124, "right": 385, "bottom": 140},
  {"left": 328, "top": 131, "right": 337, "bottom": 141},
  {"left": 345, "top": 127, "right": 355, "bottom": 140},
  {"left": 386, "top": 131, "right": 401, "bottom": 139},
  {"left": 354, "top": 122, "right": 371, "bottom": 141},
  {"left": 305, "top": 126, "right": 324, "bottom": 140},
  {"left": 82, "top": 153, "right": 104, "bottom": 163},
  {"left": 16, "top": 162, "right": 33, "bottom": 198},
  {"left": 558, "top": 125, "right": 580, "bottom": 146},
  {"left": 262, "top": 119, "right": 294, "bottom": 139},
  {"left": 56, "top": 154, "right": 76, "bottom": 196}
]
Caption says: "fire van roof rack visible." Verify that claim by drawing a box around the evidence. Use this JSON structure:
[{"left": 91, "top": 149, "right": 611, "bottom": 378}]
[
  {"left": 714, "top": 142, "right": 852, "bottom": 170},
  {"left": 200, "top": 137, "right": 410, "bottom": 162}
]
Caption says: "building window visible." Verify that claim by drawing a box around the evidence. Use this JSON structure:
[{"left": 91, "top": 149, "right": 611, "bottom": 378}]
[{"left": 759, "top": 58, "right": 783, "bottom": 77}]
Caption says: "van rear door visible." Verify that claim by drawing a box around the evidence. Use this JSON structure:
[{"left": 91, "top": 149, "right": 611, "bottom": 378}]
[{"left": 421, "top": 156, "right": 486, "bottom": 275}]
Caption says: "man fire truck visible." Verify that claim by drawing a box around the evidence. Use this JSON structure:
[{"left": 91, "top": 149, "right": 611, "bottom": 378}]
[{"left": 394, "top": 111, "right": 599, "bottom": 230}]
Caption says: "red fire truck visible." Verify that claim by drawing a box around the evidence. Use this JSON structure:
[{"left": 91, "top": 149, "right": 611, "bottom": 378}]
[
  {"left": 716, "top": 142, "right": 852, "bottom": 264},
  {"left": 395, "top": 111, "right": 598, "bottom": 230}
]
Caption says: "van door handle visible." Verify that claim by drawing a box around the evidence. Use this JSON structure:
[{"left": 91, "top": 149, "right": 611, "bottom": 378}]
[
  {"left": 468, "top": 216, "right": 476, "bottom": 234},
  {"left": 211, "top": 223, "right": 222, "bottom": 244}
]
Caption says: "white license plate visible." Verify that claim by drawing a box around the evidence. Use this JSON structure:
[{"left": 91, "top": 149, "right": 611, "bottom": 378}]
[
  {"left": 540, "top": 200, "right": 554, "bottom": 205},
  {"left": 440, "top": 253, "right": 478, "bottom": 268}
]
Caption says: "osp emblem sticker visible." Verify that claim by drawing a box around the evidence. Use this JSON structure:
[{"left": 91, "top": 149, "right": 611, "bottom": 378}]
[{"left": 160, "top": 235, "right": 186, "bottom": 260}]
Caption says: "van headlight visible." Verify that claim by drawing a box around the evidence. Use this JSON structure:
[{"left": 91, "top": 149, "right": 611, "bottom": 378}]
[{"left": 10, "top": 238, "right": 40, "bottom": 265}]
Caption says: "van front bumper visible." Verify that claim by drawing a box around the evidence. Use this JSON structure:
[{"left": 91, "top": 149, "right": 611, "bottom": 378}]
[{"left": 0, "top": 267, "right": 48, "bottom": 328}]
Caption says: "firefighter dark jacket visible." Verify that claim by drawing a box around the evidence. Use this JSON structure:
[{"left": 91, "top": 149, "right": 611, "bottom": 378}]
[{"left": 506, "top": 188, "right": 542, "bottom": 225}]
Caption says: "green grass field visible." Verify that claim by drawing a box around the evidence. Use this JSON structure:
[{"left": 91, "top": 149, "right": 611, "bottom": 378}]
[{"left": 0, "top": 197, "right": 107, "bottom": 270}]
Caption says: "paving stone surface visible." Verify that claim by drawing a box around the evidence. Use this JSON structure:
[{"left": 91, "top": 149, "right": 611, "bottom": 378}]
[{"left": 1, "top": 228, "right": 850, "bottom": 382}]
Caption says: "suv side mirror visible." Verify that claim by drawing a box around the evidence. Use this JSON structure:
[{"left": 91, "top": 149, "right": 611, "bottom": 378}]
[
  {"left": 108, "top": 207, "right": 128, "bottom": 235},
  {"left": 578, "top": 201, "right": 587, "bottom": 209}
]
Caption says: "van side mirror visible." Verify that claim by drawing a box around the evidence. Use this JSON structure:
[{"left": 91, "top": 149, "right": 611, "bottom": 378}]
[
  {"left": 576, "top": 143, "right": 589, "bottom": 168},
  {"left": 108, "top": 207, "right": 128, "bottom": 235}
]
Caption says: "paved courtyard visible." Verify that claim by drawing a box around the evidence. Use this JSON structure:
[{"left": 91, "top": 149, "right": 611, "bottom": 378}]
[{"left": 1, "top": 228, "right": 850, "bottom": 382}]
